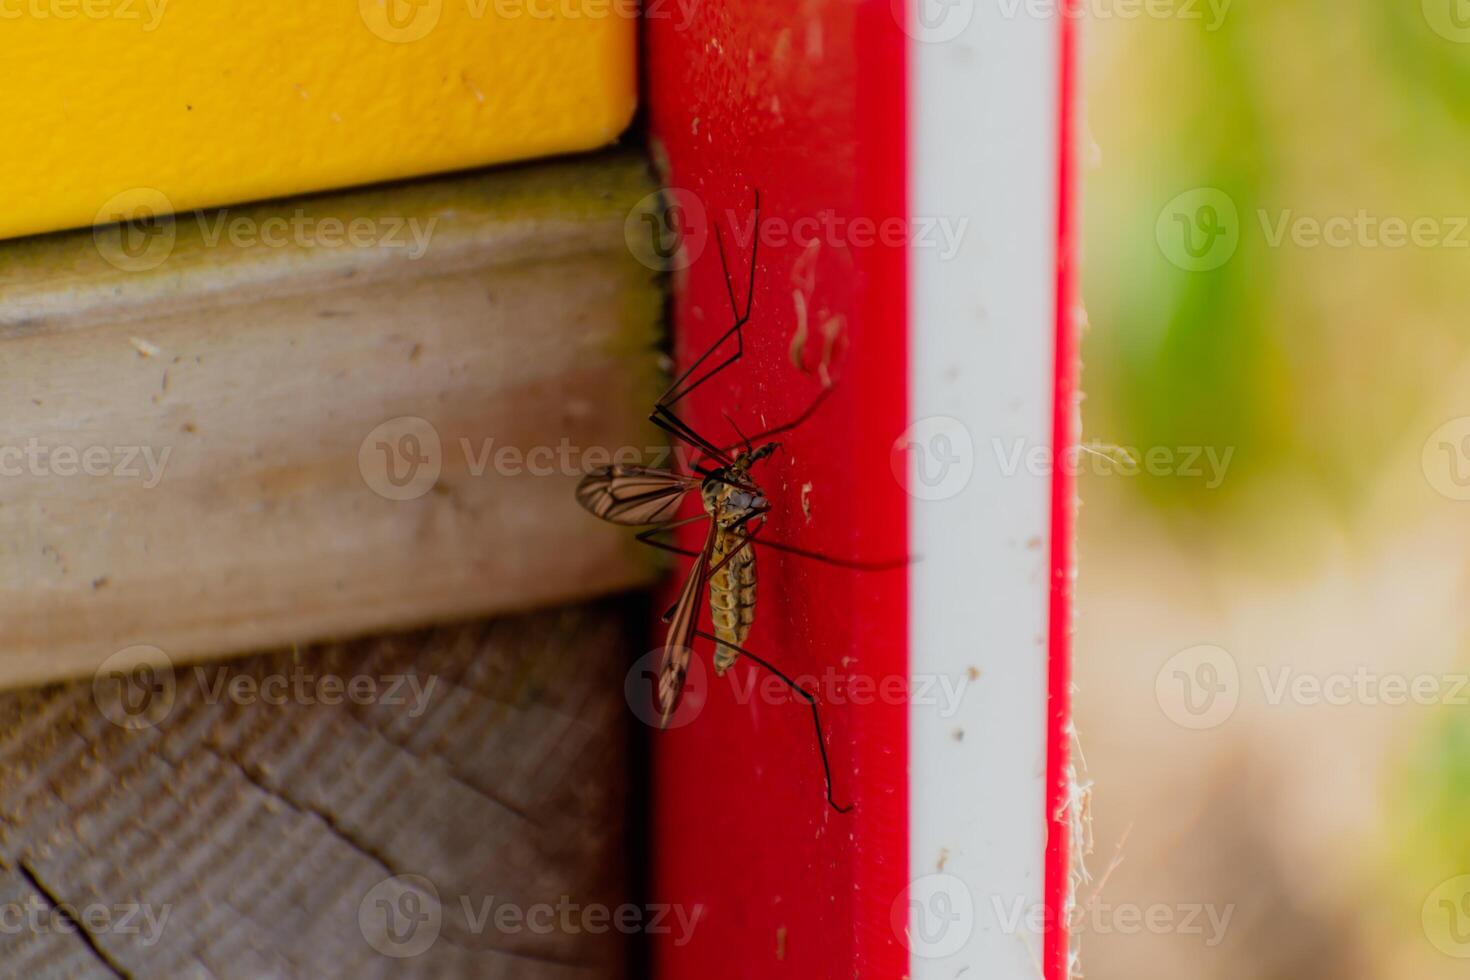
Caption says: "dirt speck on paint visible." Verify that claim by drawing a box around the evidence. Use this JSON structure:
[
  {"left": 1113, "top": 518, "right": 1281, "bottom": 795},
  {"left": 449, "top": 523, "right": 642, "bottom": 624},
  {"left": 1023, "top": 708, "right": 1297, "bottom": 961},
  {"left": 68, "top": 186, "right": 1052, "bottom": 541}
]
[
  {"left": 130, "top": 336, "right": 161, "bottom": 358},
  {"left": 967, "top": 666, "right": 980, "bottom": 681},
  {"left": 937, "top": 847, "right": 949, "bottom": 872},
  {"left": 775, "top": 925, "right": 787, "bottom": 961}
]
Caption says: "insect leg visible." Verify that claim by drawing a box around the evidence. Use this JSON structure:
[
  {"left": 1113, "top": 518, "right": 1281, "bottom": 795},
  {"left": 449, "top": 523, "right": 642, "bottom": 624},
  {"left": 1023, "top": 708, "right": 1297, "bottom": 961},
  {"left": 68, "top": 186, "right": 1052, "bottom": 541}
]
[
  {"left": 651, "top": 406, "right": 733, "bottom": 467},
  {"left": 657, "top": 191, "right": 761, "bottom": 409},
  {"left": 634, "top": 514, "right": 710, "bottom": 560},
  {"left": 729, "top": 530, "right": 911, "bottom": 571},
  {"left": 661, "top": 525, "right": 764, "bottom": 625},
  {"left": 657, "top": 523, "right": 755, "bottom": 623},
  {"left": 694, "top": 629, "right": 853, "bottom": 814}
]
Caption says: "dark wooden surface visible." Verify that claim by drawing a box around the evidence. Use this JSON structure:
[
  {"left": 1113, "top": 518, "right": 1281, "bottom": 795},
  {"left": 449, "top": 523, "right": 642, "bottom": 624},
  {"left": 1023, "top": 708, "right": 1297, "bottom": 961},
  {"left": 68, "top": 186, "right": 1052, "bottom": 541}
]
[{"left": 0, "top": 603, "right": 635, "bottom": 978}]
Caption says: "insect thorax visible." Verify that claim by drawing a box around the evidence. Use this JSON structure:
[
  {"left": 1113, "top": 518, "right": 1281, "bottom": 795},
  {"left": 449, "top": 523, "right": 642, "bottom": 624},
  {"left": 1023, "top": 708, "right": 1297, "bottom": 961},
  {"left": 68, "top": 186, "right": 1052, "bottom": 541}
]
[{"left": 700, "top": 473, "right": 762, "bottom": 526}]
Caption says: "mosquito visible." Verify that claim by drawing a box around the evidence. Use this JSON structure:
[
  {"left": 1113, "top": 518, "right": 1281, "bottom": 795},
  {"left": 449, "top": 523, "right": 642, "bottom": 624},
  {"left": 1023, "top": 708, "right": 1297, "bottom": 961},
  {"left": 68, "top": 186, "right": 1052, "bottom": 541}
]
[{"left": 576, "top": 192, "right": 891, "bottom": 813}]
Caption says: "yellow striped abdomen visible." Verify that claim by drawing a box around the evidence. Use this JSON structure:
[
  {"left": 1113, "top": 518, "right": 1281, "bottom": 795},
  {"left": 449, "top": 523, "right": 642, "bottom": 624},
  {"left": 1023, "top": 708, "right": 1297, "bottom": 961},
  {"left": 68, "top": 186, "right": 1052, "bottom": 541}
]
[{"left": 709, "top": 530, "right": 756, "bottom": 674}]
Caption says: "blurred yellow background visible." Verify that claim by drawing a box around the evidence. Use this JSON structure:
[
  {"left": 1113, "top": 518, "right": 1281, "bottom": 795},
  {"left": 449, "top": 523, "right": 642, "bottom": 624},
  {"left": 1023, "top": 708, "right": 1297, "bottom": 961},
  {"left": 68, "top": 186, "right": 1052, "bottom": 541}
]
[{"left": 1078, "top": 2, "right": 1470, "bottom": 976}]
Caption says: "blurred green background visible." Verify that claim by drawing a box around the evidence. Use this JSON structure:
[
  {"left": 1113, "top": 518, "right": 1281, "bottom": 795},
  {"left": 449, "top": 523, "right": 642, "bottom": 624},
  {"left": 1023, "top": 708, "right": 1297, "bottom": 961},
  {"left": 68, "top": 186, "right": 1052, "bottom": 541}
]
[{"left": 1078, "top": 2, "right": 1470, "bottom": 976}]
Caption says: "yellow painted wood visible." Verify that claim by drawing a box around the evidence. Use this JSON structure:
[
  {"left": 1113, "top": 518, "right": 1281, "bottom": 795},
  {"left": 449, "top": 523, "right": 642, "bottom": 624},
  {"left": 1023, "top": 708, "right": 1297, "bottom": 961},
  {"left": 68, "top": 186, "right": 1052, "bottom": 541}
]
[{"left": 1, "top": 0, "right": 636, "bottom": 240}]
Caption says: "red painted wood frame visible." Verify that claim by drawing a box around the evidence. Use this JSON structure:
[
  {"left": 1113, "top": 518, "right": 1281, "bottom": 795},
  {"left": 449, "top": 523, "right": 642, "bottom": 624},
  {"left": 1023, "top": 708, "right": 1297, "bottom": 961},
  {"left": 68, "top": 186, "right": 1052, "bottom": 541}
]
[{"left": 643, "top": 2, "right": 1079, "bottom": 977}]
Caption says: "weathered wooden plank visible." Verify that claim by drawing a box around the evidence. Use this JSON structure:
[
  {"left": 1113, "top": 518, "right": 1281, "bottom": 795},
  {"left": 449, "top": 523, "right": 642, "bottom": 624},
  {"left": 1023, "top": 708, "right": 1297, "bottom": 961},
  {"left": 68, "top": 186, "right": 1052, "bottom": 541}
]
[
  {"left": 0, "top": 153, "right": 664, "bottom": 690},
  {"left": 0, "top": 604, "right": 634, "bottom": 978}
]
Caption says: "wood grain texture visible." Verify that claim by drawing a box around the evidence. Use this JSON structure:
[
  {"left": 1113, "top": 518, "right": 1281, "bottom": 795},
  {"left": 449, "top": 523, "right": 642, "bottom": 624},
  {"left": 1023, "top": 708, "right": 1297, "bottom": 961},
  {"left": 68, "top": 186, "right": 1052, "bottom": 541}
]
[
  {"left": 0, "top": 152, "right": 665, "bottom": 691},
  {"left": 0, "top": 604, "right": 634, "bottom": 978}
]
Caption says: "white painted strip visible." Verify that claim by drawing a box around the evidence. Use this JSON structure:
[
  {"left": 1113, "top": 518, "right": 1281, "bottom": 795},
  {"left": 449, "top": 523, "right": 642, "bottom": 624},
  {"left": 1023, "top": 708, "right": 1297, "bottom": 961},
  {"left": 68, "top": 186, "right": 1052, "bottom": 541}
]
[{"left": 904, "top": 1, "right": 1060, "bottom": 975}]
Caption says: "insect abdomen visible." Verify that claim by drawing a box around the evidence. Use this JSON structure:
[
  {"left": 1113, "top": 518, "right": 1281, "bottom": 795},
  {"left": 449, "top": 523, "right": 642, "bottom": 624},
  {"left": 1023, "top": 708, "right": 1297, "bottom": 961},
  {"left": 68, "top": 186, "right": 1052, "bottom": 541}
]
[{"left": 709, "top": 530, "right": 756, "bottom": 674}]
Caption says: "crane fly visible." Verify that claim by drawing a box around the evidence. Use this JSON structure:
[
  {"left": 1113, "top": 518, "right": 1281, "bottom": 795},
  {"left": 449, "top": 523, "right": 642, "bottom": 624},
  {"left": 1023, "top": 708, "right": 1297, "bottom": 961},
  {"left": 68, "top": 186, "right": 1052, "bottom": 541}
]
[{"left": 577, "top": 191, "right": 893, "bottom": 813}]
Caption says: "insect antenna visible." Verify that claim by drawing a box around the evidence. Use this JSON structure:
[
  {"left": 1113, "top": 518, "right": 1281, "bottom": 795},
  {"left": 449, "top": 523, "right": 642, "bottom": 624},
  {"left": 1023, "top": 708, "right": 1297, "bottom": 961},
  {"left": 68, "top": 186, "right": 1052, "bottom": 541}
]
[
  {"left": 694, "top": 629, "right": 853, "bottom": 814},
  {"left": 723, "top": 410, "right": 755, "bottom": 456},
  {"left": 723, "top": 384, "right": 834, "bottom": 451}
]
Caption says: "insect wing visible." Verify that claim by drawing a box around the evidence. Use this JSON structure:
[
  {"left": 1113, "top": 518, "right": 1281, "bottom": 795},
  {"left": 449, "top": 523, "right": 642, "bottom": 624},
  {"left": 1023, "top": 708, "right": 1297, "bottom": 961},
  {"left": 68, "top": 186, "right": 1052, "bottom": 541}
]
[
  {"left": 657, "top": 522, "right": 717, "bottom": 727},
  {"left": 576, "top": 465, "right": 699, "bottom": 526}
]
